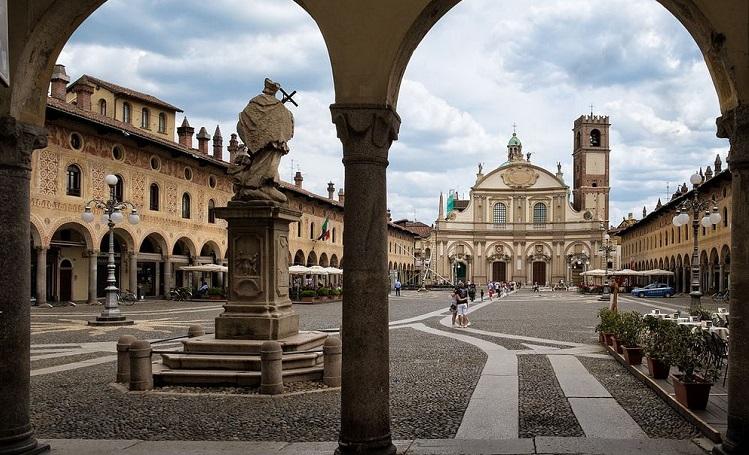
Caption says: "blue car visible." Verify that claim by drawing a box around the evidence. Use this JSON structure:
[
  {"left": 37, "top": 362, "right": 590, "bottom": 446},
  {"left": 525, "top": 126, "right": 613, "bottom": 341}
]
[{"left": 631, "top": 282, "right": 674, "bottom": 298}]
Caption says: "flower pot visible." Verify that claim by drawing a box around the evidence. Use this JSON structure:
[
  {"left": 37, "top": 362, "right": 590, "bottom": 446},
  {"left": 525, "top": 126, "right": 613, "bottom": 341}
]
[
  {"left": 646, "top": 357, "right": 671, "bottom": 379},
  {"left": 611, "top": 337, "right": 624, "bottom": 354},
  {"left": 671, "top": 374, "right": 712, "bottom": 410},
  {"left": 622, "top": 346, "right": 643, "bottom": 365},
  {"left": 604, "top": 333, "right": 615, "bottom": 346}
]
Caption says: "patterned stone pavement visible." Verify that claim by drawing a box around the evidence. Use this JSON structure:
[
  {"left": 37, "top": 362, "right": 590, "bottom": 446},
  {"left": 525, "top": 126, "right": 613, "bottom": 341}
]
[{"left": 29, "top": 289, "right": 708, "bottom": 453}]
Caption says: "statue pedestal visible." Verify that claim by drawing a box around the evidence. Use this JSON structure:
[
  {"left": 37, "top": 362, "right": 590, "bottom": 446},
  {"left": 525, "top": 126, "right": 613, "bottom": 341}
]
[{"left": 214, "top": 201, "right": 301, "bottom": 340}]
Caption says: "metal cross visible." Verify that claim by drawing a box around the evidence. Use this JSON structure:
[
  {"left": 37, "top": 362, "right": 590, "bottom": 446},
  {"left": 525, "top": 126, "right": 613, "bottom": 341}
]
[
  {"left": 512, "top": 122, "right": 517, "bottom": 134},
  {"left": 589, "top": 104, "right": 594, "bottom": 115},
  {"left": 279, "top": 87, "right": 298, "bottom": 107}
]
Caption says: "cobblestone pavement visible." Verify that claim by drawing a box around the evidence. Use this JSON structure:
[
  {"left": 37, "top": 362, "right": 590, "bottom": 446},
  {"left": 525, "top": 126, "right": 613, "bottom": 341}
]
[{"left": 30, "top": 289, "right": 703, "bottom": 444}]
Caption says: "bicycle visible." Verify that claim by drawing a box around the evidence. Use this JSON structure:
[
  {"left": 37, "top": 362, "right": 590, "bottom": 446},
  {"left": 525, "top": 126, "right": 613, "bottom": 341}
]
[
  {"left": 168, "top": 287, "right": 192, "bottom": 301},
  {"left": 711, "top": 290, "right": 729, "bottom": 304},
  {"left": 117, "top": 289, "right": 138, "bottom": 305}
]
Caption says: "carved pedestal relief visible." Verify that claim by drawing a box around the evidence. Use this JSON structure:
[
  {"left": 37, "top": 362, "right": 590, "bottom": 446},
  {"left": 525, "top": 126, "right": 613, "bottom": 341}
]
[{"left": 232, "top": 234, "right": 262, "bottom": 299}]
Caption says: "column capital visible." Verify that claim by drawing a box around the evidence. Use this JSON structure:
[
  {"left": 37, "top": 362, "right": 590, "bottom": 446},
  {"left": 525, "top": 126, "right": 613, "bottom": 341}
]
[
  {"left": 0, "top": 116, "right": 47, "bottom": 172},
  {"left": 87, "top": 249, "right": 100, "bottom": 257},
  {"left": 719, "top": 105, "right": 749, "bottom": 170},
  {"left": 35, "top": 245, "right": 48, "bottom": 252},
  {"left": 330, "top": 104, "right": 400, "bottom": 166}
]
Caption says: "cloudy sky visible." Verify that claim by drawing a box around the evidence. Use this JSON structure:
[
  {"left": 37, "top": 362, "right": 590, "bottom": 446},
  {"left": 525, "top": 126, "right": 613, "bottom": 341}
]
[{"left": 60, "top": 0, "right": 728, "bottom": 226}]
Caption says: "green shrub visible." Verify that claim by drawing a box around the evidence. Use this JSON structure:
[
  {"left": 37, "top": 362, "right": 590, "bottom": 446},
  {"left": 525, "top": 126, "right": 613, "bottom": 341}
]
[
  {"left": 595, "top": 308, "right": 621, "bottom": 334},
  {"left": 316, "top": 288, "right": 330, "bottom": 297},
  {"left": 331, "top": 288, "right": 341, "bottom": 296},
  {"left": 615, "top": 311, "right": 644, "bottom": 347},
  {"left": 300, "top": 290, "right": 317, "bottom": 298},
  {"left": 640, "top": 316, "right": 678, "bottom": 362},
  {"left": 670, "top": 325, "right": 723, "bottom": 383},
  {"left": 207, "top": 287, "right": 223, "bottom": 296}
]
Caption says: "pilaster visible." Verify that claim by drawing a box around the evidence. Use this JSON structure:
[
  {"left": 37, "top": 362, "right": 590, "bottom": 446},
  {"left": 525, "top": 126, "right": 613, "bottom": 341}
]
[{"left": 331, "top": 104, "right": 399, "bottom": 455}]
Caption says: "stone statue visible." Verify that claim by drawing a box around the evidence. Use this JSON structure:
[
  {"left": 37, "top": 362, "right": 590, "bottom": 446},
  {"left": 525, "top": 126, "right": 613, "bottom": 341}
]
[
  {"left": 228, "top": 78, "right": 294, "bottom": 203},
  {"left": 526, "top": 152, "right": 532, "bottom": 162},
  {"left": 478, "top": 162, "right": 483, "bottom": 174},
  {"left": 557, "top": 162, "right": 562, "bottom": 173}
]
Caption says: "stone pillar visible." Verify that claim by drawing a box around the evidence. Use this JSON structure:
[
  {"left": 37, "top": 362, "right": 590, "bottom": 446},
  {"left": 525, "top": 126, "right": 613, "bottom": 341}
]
[
  {"left": 35, "top": 247, "right": 47, "bottom": 305},
  {"left": 323, "top": 336, "right": 342, "bottom": 387},
  {"left": 213, "top": 202, "right": 301, "bottom": 340},
  {"left": 0, "top": 116, "right": 49, "bottom": 454},
  {"left": 260, "top": 341, "right": 283, "bottom": 395},
  {"left": 116, "top": 335, "right": 137, "bottom": 383},
  {"left": 129, "top": 253, "right": 138, "bottom": 295},
  {"left": 128, "top": 340, "right": 153, "bottom": 391},
  {"left": 331, "top": 104, "right": 400, "bottom": 455},
  {"left": 163, "top": 256, "right": 172, "bottom": 295},
  {"left": 719, "top": 264, "right": 725, "bottom": 292},
  {"left": 87, "top": 250, "right": 98, "bottom": 305},
  {"left": 715, "top": 106, "right": 749, "bottom": 455},
  {"left": 155, "top": 262, "right": 161, "bottom": 298}
]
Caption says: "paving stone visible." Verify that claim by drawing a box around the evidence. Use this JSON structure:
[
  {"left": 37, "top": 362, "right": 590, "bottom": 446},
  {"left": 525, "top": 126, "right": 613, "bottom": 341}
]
[
  {"left": 406, "top": 438, "right": 535, "bottom": 454},
  {"left": 568, "top": 397, "right": 647, "bottom": 439},
  {"left": 534, "top": 436, "right": 706, "bottom": 454},
  {"left": 548, "top": 355, "right": 611, "bottom": 398}
]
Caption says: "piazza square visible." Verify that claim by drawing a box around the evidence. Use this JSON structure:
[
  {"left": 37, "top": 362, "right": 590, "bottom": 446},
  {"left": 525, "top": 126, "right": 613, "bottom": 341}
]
[{"left": 1, "top": 1, "right": 749, "bottom": 455}]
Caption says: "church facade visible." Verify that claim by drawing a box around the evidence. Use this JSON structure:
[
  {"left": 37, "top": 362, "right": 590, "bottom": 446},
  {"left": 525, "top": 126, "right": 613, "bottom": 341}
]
[{"left": 430, "top": 115, "right": 612, "bottom": 286}]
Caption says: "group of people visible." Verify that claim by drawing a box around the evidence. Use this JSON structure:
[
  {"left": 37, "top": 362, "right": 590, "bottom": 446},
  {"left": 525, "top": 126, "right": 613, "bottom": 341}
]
[
  {"left": 487, "top": 280, "right": 518, "bottom": 299},
  {"left": 450, "top": 283, "right": 472, "bottom": 328}
]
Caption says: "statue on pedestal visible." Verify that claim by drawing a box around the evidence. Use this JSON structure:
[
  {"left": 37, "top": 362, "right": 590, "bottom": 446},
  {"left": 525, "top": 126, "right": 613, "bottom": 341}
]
[{"left": 228, "top": 78, "right": 294, "bottom": 203}]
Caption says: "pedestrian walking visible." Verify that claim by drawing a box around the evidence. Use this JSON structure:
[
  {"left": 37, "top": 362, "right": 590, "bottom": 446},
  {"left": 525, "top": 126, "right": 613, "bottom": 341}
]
[
  {"left": 449, "top": 288, "right": 459, "bottom": 326},
  {"left": 457, "top": 285, "right": 470, "bottom": 328},
  {"left": 480, "top": 288, "right": 484, "bottom": 302},
  {"left": 394, "top": 279, "right": 401, "bottom": 296}
]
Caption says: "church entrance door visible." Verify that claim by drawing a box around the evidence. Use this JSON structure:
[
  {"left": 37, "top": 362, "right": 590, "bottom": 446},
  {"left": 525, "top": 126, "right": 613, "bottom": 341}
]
[
  {"left": 492, "top": 262, "right": 506, "bottom": 282},
  {"left": 454, "top": 262, "right": 467, "bottom": 284},
  {"left": 532, "top": 262, "right": 546, "bottom": 286}
]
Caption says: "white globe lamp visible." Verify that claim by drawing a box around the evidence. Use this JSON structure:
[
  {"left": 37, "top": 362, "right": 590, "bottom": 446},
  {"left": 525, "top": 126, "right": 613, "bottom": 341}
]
[
  {"left": 110, "top": 209, "right": 124, "bottom": 224},
  {"left": 128, "top": 210, "right": 140, "bottom": 225},
  {"left": 81, "top": 207, "right": 94, "bottom": 223},
  {"left": 690, "top": 173, "right": 702, "bottom": 186},
  {"left": 105, "top": 174, "right": 118, "bottom": 186}
]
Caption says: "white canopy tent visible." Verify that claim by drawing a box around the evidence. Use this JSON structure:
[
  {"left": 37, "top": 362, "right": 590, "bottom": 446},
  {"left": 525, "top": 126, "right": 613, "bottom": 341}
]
[
  {"left": 178, "top": 263, "right": 228, "bottom": 273},
  {"left": 289, "top": 265, "right": 311, "bottom": 274}
]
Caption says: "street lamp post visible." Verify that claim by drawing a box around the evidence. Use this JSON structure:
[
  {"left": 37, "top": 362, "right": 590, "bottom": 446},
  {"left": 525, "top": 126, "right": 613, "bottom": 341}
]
[
  {"left": 599, "top": 229, "right": 615, "bottom": 301},
  {"left": 672, "top": 172, "right": 721, "bottom": 313},
  {"left": 82, "top": 174, "right": 140, "bottom": 326}
]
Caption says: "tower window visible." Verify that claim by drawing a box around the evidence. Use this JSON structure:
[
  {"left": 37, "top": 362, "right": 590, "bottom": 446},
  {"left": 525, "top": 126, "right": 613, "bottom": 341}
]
[
  {"left": 141, "top": 108, "right": 150, "bottom": 129},
  {"left": 590, "top": 129, "right": 601, "bottom": 147},
  {"left": 158, "top": 113, "right": 167, "bottom": 133},
  {"left": 576, "top": 131, "right": 581, "bottom": 149},
  {"left": 149, "top": 183, "right": 159, "bottom": 211},
  {"left": 123, "top": 103, "right": 131, "bottom": 123},
  {"left": 99, "top": 99, "right": 107, "bottom": 116},
  {"left": 182, "top": 193, "right": 191, "bottom": 219}
]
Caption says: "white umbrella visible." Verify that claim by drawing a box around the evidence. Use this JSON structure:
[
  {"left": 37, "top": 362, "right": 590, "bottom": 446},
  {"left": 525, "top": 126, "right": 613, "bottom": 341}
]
[
  {"left": 323, "top": 267, "right": 343, "bottom": 275},
  {"left": 179, "top": 263, "right": 228, "bottom": 273},
  {"left": 641, "top": 269, "right": 675, "bottom": 276},
  {"left": 581, "top": 269, "right": 607, "bottom": 277},
  {"left": 289, "top": 265, "right": 311, "bottom": 274},
  {"left": 611, "top": 268, "right": 638, "bottom": 276},
  {"left": 308, "top": 265, "right": 329, "bottom": 275}
]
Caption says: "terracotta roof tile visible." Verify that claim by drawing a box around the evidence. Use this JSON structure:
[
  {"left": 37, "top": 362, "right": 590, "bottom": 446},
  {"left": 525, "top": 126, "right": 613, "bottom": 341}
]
[{"left": 69, "top": 75, "right": 183, "bottom": 113}]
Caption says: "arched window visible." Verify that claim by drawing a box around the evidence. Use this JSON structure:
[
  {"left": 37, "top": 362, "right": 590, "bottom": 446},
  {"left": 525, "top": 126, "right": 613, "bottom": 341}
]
[
  {"left": 158, "top": 113, "right": 166, "bottom": 133},
  {"left": 114, "top": 175, "right": 124, "bottom": 202},
  {"left": 66, "top": 164, "right": 81, "bottom": 196},
  {"left": 310, "top": 222, "right": 315, "bottom": 240},
  {"left": 332, "top": 227, "right": 337, "bottom": 243},
  {"left": 492, "top": 202, "right": 507, "bottom": 225},
  {"left": 99, "top": 99, "right": 107, "bottom": 116},
  {"left": 149, "top": 183, "right": 159, "bottom": 211},
  {"left": 297, "top": 222, "right": 301, "bottom": 237},
  {"left": 533, "top": 202, "right": 547, "bottom": 225},
  {"left": 208, "top": 199, "right": 215, "bottom": 223},
  {"left": 122, "top": 103, "right": 131, "bottom": 123},
  {"left": 724, "top": 207, "right": 728, "bottom": 227},
  {"left": 590, "top": 129, "right": 601, "bottom": 147},
  {"left": 141, "top": 108, "right": 150, "bottom": 128},
  {"left": 575, "top": 131, "right": 581, "bottom": 149},
  {"left": 182, "top": 193, "right": 191, "bottom": 219}
]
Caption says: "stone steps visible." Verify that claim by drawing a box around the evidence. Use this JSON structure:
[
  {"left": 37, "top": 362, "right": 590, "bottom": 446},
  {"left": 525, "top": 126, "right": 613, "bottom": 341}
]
[
  {"left": 160, "top": 351, "right": 323, "bottom": 371},
  {"left": 182, "top": 331, "right": 328, "bottom": 354},
  {"left": 152, "top": 364, "right": 324, "bottom": 387}
]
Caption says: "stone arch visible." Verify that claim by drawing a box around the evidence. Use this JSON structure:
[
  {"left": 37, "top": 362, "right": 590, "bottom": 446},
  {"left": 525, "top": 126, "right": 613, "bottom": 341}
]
[
  {"left": 721, "top": 244, "right": 731, "bottom": 265},
  {"left": 200, "top": 240, "right": 223, "bottom": 260},
  {"left": 483, "top": 240, "right": 515, "bottom": 259},
  {"left": 446, "top": 240, "right": 474, "bottom": 257},
  {"left": 98, "top": 227, "right": 135, "bottom": 253},
  {"left": 307, "top": 250, "right": 318, "bottom": 267},
  {"left": 139, "top": 231, "right": 168, "bottom": 255},
  {"left": 330, "top": 254, "right": 339, "bottom": 268},
  {"left": 319, "top": 252, "right": 329, "bottom": 267},
  {"left": 30, "top": 219, "right": 43, "bottom": 248},
  {"left": 388, "top": 261, "right": 393, "bottom": 271},
  {"left": 523, "top": 241, "right": 554, "bottom": 258},
  {"left": 172, "top": 236, "right": 196, "bottom": 258},
  {"left": 48, "top": 219, "right": 94, "bottom": 250},
  {"left": 563, "top": 241, "right": 592, "bottom": 258},
  {"left": 294, "top": 249, "right": 306, "bottom": 266}
]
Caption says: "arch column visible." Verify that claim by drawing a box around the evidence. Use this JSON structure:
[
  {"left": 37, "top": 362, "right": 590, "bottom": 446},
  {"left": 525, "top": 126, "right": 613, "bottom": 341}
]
[
  {"left": 0, "top": 117, "right": 49, "bottom": 454},
  {"left": 331, "top": 104, "right": 399, "bottom": 455},
  {"left": 163, "top": 256, "right": 173, "bottom": 295},
  {"left": 35, "top": 246, "right": 47, "bottom": 306},
  {"left": 716, "top": 106, "right": 749, "bottom": 455},
  {"left": 87, "top": 249, "right": 98, "bottom": 305},
  {"left": 129, "top": 253, "right": 138, "bottom": 296}
]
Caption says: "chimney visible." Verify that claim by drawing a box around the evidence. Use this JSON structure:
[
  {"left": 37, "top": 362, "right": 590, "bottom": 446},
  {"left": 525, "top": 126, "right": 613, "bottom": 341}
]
[
  {"left": 228, "top": 133, "right": 239, "bottom": 163},
  {"left": 213, "top": 125, "right": 223, "bottom": 160},
  {"left": 705, "top": 165, "right": 713, "bottom": 180},
  {"left": 294, "top": 171, "right": 303, "bottom": 189},
  {"left": 338, "top": 188, "right": 345, "bottom": 204},
  {"left": 50, "top": 64, "right": 70, "bottom": 101},
  {"left": 196, "top": 127, "right": 210, "bottom": 154},
  {"left": 71, "top": 77, "right": 95, "bottom": 111},
  {"left": 327, "top": 182, "right": 335, "bottom": 199},
  {"left": 177, "top": 117, "right": 194, "bottom": 148},
  {"left": 714, "top": 154, "right": 722, "bottom": 173}
]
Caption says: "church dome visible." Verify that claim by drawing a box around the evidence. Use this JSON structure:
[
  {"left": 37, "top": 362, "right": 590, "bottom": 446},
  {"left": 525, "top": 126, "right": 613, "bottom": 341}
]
[{"left": 507, "top": 133, "right": 522, "bottom": 146}]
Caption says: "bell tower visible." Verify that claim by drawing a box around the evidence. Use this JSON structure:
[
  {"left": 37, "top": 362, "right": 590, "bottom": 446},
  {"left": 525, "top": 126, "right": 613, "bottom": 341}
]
[{"left": 572, "top": 114, "right": 610, "bottom": 223}]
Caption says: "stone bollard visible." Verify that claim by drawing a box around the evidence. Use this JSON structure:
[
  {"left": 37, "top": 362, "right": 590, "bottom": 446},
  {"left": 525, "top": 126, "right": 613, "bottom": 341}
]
[
  {"left": 323, "top": 336, "right": 342, "bottom": 387},
  {"left": 129, "top": 340, "right": 153, "bottom": 391},
  {"left": 116, "top": 335, "right": 137, "bottom": 383},
  {"left": 187, "top": 324, "right": 205, "bottom": 338},
  {"left": 260, "top": 341, "right": 283, "bottom": 395}
]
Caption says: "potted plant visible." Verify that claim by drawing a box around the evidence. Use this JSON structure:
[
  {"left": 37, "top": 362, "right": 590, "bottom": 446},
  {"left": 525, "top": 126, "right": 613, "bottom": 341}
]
[
  {"left": 640, "top": 316, "right": 675, "bottom": 378},
  {"left": 207, "top": 287, "right": 224, "bottom": 300},
  {"left": 617, "top": 311, "right": 645, "bottom": 365},
  {"left": 300, "top": 289, "right": 317, "bottom": 303},
  {"left": 595, "top": 308, "right": 619, "bottom": 346},
  {"left": 669, "top": 326, "right": 723, "bottom": 409}
]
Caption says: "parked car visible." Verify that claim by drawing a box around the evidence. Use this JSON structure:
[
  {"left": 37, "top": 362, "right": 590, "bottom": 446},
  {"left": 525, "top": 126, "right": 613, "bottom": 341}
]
[{"left": 631, "top": 282, "right": 674, "bottom": 298}]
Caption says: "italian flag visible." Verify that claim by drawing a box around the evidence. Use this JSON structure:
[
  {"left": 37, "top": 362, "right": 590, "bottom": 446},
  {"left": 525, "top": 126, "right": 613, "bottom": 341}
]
[{"left": 317, "top": 217, "right": 331, "bottom": 241}]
